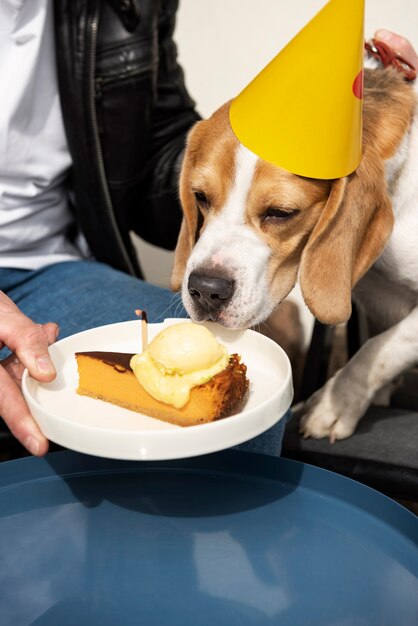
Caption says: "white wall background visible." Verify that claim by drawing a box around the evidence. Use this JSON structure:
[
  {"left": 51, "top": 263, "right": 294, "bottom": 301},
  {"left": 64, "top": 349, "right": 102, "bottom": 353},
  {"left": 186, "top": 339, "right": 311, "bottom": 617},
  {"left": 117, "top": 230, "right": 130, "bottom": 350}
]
[
  {"left": 135, "top": 0, "right": 418, "bottom": 328},
  {"left": 174, "top": 0, "right": 418, "bottom": 119}
]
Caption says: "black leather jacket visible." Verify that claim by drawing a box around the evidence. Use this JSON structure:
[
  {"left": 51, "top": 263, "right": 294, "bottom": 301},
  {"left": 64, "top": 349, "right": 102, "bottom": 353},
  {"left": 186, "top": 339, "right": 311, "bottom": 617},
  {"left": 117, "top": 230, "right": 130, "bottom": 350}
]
[{"left": 54, "top": 0, "right": 200, "bottom": 277}]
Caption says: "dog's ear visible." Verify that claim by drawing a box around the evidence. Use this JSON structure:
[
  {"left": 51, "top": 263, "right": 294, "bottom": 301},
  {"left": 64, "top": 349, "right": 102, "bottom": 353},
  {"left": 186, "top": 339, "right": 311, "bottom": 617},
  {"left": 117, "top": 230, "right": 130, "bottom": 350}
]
[
  {"left": 170, "top": 140, "right": 199, "bottom": 291},
  {"left": 299, "top": 153, "right": 394, "bottom": 325}
]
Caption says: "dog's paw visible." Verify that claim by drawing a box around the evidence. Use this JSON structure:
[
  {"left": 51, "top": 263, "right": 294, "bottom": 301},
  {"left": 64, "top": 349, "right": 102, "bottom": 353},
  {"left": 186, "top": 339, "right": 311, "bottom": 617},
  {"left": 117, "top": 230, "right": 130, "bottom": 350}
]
[{"left": 299, "top": 376, "right": 362, "bottom": 442}]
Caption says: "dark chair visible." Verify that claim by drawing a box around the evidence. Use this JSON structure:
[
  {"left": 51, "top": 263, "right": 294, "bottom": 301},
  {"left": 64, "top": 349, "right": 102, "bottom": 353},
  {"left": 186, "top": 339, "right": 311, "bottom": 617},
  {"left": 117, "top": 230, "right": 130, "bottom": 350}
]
[{"left": 282, "top": 304, "right": 418, "bottom": 505}]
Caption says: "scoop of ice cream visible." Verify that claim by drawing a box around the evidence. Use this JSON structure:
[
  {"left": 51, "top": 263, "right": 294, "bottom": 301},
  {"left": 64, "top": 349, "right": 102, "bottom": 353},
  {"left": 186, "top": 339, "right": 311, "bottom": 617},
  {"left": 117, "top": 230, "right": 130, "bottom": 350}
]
[
  {"left": 149, "top": 323, "right": 227, "bottom": 374},
  {"left": 130, "top": 323, "right": 229, "bottom": 408}
]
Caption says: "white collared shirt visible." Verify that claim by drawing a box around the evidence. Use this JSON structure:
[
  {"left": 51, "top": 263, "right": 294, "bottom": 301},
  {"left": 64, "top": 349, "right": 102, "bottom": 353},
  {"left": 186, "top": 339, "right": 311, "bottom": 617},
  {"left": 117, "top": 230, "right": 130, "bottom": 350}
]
[{"left": 0, "top": 0, "right": 86, "bottom": 269}]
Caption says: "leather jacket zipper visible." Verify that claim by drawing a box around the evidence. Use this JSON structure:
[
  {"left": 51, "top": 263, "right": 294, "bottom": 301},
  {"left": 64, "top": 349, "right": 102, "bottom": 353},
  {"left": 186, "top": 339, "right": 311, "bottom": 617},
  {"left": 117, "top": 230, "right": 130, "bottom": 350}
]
[{"left": 88, "top": 2, "right": 136, "bottom": 276}]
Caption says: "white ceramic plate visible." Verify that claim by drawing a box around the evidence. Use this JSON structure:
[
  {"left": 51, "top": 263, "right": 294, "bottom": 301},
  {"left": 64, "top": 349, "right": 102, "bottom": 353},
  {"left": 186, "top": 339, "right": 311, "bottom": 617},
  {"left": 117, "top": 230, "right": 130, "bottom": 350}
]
[{"left": 22, "top": 319, "right": 293, "bottom": 461}]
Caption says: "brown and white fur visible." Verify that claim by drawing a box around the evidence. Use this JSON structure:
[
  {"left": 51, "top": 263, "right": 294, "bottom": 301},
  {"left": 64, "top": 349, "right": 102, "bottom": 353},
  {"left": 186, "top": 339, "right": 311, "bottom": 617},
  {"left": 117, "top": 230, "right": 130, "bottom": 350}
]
[{"left": 171, "top": 66, "right": 418, "bottom": 441}]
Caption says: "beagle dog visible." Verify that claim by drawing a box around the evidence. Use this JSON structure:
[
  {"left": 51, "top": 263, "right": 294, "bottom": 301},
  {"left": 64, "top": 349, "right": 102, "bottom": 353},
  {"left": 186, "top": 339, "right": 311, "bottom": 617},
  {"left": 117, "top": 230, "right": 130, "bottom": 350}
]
[{"left": 171, "top": 66, "right": 418, "bottom": 440}]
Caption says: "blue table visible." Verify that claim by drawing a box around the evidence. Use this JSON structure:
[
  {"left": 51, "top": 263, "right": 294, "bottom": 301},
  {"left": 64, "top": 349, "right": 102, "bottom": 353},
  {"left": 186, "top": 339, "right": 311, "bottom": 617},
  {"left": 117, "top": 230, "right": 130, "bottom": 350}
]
[{"left": 0, "top": 450, "right": 417, "bottom": 625}]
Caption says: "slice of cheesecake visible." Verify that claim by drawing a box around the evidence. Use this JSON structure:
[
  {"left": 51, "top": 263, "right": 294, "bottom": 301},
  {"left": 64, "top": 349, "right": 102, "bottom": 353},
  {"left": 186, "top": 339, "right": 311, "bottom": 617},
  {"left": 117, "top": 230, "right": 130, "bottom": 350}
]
[{"left": 75, "top": 351, "right": 249, "bottom": 427}]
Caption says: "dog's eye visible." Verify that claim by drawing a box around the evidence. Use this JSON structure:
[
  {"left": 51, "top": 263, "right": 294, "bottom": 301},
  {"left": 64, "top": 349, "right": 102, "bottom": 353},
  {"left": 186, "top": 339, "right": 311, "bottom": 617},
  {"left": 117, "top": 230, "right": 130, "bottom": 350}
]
[
  {"left": 262, "top": 207, "right": 300, "bottom": 223},
  {"left": 193, "top": 191, "right": 209, "bottom": 208}
]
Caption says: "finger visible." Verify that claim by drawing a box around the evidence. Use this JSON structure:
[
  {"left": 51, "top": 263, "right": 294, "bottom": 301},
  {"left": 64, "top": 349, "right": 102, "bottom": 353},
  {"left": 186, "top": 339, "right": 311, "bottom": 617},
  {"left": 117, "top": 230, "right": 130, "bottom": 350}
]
[
  {"left": 0, "top": 315, "right": 56, "bottom": 383},
  {"left": 43, "top": 322, "right": 60, "bottom": 346},
  {"left": 17, "top": 325, "right": 56, "bottom": 382},
  {"left": 374, "top": 29, "right": 418, "bottom": 67},
  {"left": 0, "top": 365, "right": 49, "bottom": 456},
  {"left": 2, "top": 353, "right": 24, "bottom": 383},
  {"left": 1, "top": 323, "right": 59, "bottom": 385}
]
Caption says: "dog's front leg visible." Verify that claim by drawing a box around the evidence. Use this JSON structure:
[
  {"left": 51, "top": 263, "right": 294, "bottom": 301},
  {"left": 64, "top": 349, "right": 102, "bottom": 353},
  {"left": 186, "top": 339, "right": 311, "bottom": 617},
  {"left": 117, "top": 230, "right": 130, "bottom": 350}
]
[{"left": 300, "top": 306, "right": 418, "bottom": 441}]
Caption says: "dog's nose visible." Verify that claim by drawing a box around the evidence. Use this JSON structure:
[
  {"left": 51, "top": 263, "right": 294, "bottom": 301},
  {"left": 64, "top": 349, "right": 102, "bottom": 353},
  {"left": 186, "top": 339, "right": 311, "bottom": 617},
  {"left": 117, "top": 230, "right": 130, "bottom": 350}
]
[{"left": 188, "top": 272, "right": 235, "bottom": 311}]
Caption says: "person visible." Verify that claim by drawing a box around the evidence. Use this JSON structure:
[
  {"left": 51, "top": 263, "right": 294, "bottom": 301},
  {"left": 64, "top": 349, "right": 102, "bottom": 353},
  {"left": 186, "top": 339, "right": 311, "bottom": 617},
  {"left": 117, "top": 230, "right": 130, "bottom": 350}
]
[
  {"left": 0, "top": 0, "right": 201, "bottom": 457},
  {"left": 0, "top": 1, "right": 417, "bottom": 459}
]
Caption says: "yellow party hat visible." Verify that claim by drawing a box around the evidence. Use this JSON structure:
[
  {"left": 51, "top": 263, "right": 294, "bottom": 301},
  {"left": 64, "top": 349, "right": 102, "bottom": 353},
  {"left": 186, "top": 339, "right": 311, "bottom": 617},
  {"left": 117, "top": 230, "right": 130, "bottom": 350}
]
[{"left": 229, "top": 0, "right": 365, "bottom": 179}]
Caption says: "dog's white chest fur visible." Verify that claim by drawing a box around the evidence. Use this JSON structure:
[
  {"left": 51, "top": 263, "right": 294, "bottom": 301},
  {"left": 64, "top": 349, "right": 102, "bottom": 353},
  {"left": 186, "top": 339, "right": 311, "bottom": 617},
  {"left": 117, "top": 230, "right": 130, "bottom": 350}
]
[{"left": 374, "top": 106, "right": 418, "bottom": 291}]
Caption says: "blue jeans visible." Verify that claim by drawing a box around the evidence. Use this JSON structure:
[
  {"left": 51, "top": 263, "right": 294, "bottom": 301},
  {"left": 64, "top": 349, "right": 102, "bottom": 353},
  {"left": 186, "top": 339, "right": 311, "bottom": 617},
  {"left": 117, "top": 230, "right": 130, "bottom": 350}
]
[{"left": 0, "top": 261, "right": 288, "bottom": 456}]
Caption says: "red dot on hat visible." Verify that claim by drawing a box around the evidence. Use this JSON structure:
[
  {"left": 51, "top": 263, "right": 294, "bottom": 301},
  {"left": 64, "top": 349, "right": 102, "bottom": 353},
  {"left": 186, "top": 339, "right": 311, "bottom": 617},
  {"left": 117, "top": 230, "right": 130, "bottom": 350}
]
[{"left": 352, "top": 69, "right": 364, "bottom": 99}]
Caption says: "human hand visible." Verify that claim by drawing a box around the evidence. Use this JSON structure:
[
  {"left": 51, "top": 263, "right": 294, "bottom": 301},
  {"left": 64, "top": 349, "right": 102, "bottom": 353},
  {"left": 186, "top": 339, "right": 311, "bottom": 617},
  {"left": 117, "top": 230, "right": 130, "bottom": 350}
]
[
  {"left": 0, "top": 291, "right": 58, "bottom": 456},
  {"left": 374, "top": 29, "right": 418, "bottom": 69}
]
